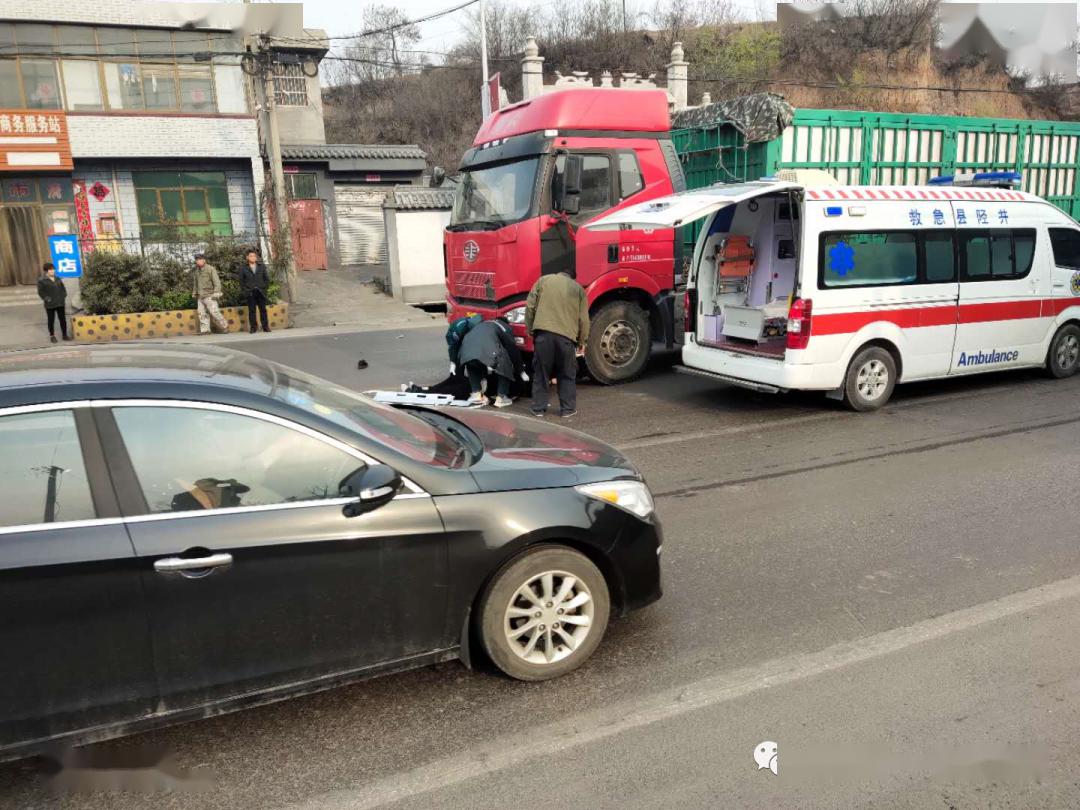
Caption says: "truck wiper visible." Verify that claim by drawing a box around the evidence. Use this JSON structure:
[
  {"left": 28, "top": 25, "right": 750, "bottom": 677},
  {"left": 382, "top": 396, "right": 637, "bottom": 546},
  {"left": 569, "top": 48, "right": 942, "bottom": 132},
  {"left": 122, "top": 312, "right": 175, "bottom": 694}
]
[{"left": 448, "top": 219, "right": 505, "bottom": 231}]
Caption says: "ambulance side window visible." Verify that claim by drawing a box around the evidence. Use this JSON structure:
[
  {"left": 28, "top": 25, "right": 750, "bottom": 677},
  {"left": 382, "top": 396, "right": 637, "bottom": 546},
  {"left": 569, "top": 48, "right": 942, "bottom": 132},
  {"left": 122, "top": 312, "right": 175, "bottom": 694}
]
[
  {"left": 922, "top": 232, "right": 956, "bottom": 282},
  {"left": 960, "top": 229, "right": 1035, "bottom": 281},
  {"left": 1049, "top": 228, "right": 1080, "bottom": 269}
]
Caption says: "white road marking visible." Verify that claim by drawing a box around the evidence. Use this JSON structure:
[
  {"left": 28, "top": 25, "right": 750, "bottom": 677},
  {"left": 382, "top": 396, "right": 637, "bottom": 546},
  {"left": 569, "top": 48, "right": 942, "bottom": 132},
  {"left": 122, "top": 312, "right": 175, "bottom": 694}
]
[{"left": 282, "top": 573, "right": 1080, "bottom": 810}]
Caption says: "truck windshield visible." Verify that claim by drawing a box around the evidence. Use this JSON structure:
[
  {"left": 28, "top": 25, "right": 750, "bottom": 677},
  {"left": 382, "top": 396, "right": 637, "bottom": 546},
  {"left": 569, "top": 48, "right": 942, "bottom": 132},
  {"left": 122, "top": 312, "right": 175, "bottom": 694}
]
[{"left": 450, "top": 157, "right": 539, "bottom": 229}]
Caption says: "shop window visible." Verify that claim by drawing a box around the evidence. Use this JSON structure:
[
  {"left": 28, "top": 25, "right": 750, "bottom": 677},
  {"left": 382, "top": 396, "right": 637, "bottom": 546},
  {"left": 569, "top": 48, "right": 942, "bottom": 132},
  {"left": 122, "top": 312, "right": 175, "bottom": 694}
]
[
  {"left": 103, "top": 62, "right": 144, "bottom": 110},
  {"left": 96, "top": 28, "right": 138, "bottom": 58},
  {"left": 134, "top": 171, "right": 233, "bottom": 239},
  {"left": 141, "top": 63, "right": 178, "bottom": 110},
  {"left": 20, "top": 59, "right": 62, "bottom": 109},
  {"left": 273, "top": 63, "right": 308, "bottom": 106},
  {"left": 14, "top": 24, "right": 57, "bottom": 54},
  {"left": 2, "top": 178, "right": 38, "bottom": 204},
  {"left": 286, "top": 173, "right": 319, "bottom": 199},
  {"left": 0, "top": 61, "right": 22, "bottom": 107},
  {"left": 57, "top": 26, "right": 97, "bottom": 57},
  {"left": 62, "top": 60, "right": 104, "bottom": 111},
  {"left": 178, "top": 64, "right": 216, "bottom": 112}
]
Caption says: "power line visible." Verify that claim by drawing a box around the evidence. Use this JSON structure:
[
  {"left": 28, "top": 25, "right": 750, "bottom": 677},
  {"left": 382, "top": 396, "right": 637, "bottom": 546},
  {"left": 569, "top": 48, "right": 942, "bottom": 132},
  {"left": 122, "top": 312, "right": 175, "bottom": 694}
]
[{"left": 268, "top": 0, "right": 480, "bottom": 44}]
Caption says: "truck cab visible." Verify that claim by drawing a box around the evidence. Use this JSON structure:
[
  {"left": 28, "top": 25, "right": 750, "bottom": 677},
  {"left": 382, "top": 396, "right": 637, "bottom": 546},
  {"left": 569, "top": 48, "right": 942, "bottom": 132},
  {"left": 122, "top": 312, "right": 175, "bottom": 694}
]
[{"left": 445, "top": 89, "right": 686, "bottom": 384}]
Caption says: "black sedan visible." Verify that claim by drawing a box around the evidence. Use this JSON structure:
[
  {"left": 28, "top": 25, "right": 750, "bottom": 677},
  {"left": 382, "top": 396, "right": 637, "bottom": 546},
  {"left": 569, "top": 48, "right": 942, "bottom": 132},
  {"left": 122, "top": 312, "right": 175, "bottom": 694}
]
[{"left": 0, "top": 344, "right": 662, "bottom": 759}]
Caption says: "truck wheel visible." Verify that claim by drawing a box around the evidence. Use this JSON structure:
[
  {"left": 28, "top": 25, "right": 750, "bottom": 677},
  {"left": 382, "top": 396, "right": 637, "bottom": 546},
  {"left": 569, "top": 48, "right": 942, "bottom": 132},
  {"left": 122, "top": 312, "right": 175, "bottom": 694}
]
[
  {"left": 585, "top": 301, "right": 651, "bottom": 385},
  {"left": 1046, "top": 324, "right": 1080, "bottom": 379},
  {"left": 843, "top": 346, "right": 896, "bottom": 412},
  {"left": 479, "top": 546, "right": 610, "bottom": 681}
]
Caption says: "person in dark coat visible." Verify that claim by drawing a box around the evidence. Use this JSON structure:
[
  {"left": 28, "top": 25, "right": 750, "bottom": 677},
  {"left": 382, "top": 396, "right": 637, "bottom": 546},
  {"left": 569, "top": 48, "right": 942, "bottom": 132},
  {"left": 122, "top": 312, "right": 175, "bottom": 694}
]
[
  {"left": 239, "top": 248, "right": 271, "bottom": 333},
  {"left": 458, "top": 317, "right": 527, "bottom": 407},
  {"left": 37, "top": 262, "right": 71, "bottom": 343}
]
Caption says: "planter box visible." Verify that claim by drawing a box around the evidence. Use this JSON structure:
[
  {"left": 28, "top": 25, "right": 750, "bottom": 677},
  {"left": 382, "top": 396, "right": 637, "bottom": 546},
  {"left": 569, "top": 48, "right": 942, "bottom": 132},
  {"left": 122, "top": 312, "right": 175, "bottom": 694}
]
[{"left": 73, "top": 303, "right": 289, "bottom": 343}]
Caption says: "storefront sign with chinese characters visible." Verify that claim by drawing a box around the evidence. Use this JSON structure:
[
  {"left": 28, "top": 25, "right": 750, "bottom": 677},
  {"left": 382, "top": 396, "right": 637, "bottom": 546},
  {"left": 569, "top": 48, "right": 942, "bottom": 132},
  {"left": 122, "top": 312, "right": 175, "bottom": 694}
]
[
  {"left": 48, "top": 234, "right": 83, "bottom": 278},
  {"left": 0, "top": 109, "right": 73, "bottom": 171}
]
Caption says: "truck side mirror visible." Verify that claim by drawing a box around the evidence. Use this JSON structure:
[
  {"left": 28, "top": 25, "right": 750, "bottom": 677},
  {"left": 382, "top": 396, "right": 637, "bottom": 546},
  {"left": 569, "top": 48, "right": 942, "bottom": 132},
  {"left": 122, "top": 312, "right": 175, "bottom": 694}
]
[
  {"left": 563, "top": 154, "right": 583, "bottom": 196},
  {"left": 555, "top": 154, "right": 584, "bottom": 214}
]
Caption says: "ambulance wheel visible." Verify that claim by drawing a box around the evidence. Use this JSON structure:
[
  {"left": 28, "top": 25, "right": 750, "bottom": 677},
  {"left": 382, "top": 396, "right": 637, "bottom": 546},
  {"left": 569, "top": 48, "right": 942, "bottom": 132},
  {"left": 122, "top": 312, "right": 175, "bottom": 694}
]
[
  {"left": 585, "top": 301, "right": 651, "bottom": 385},
  {"left": 843, "top": 346, "right": 896, "bottom": 412},
  {"left": 1047, "top": 324, "right": 1080, "bottom": 379}
]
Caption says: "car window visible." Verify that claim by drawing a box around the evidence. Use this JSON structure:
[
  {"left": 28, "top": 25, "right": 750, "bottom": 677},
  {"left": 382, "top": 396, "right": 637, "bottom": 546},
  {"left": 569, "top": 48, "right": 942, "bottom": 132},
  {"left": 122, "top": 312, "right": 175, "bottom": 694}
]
[
  {"left": 552, "top": 154, "right": 612, "bottom": 217},
  {"left": 113, "top": 407, "right": 367, "bottom": 515},
  {"left": 0, "top": 410, "right": 96, "bottom": 527},
  {"left": 821, "top": 232, "right": 917, "bottom": 287},
  {"left": 618, "top": 152, "right": 644, "bottom": 199},
  {"left": 1049, "top": 227, "right": 1080, "bottom": 269}
]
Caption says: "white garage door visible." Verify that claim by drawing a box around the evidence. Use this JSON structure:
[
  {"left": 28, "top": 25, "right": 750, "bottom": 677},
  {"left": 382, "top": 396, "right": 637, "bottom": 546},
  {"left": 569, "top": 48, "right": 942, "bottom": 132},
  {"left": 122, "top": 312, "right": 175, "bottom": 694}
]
[{"left": 334, "top": 185, "right": 388, "bottom": 265}]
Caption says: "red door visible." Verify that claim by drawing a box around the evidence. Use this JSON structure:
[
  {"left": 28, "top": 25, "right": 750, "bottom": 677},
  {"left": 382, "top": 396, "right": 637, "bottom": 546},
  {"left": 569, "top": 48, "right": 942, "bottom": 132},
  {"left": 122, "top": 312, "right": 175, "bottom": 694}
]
[{"left": 288, "top": 200, "right": 328, "bottom": 271}]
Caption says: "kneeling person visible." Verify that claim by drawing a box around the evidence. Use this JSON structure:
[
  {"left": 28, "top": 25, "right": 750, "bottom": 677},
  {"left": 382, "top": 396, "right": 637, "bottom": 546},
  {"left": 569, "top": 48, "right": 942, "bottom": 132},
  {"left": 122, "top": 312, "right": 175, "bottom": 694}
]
[{"left": 458, "top": 317, "right": 527, "bottom": 407}]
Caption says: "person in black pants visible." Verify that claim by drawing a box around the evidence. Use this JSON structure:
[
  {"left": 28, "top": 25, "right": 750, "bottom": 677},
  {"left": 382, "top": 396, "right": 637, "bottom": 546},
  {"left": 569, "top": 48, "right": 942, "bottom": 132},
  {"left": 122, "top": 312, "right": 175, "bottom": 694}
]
[
  {"left": 524, "top": 268, "right": 590, "bottom": 418},
  {"left": 37, "top": 262, "right": 71, "bottom": 343},
  {"left": 239, "top": 248, "right": 271, "bottom": 333}
]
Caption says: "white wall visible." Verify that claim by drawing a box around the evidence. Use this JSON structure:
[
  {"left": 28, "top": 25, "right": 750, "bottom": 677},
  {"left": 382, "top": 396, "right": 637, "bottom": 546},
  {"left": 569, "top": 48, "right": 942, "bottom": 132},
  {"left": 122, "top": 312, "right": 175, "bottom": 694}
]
[{"left": 386, "top": 208, "right": 449, "bottom": 304}]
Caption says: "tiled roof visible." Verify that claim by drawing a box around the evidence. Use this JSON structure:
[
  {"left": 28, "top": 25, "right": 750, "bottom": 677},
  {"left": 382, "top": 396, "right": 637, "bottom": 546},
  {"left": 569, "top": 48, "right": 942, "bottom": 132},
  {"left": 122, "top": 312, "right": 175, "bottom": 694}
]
[
  {"left": 280, "top": 144, "right": 427, "bottom": 161},
  {"left": 389, "top": 187, "right": 456, "bottom": 210}
]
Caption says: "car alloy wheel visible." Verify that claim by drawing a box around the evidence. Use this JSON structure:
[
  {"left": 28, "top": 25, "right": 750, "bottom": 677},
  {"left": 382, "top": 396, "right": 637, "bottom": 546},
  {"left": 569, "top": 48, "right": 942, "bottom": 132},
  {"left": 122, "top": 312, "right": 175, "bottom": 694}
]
[
  {"left": 504, "top": 570, "right": 594, "bottom": 665},
  {"left": 479, "top": 545, "right": 610, "bottom": 681},
  {"left": 856, "top": 358, "right": 890, "bottom": 401}
]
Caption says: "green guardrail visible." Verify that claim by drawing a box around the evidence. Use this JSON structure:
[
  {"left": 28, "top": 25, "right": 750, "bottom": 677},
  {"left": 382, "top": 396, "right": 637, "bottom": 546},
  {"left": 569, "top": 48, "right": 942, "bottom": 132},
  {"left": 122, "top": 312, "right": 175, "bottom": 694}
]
[{"left": 672, "top": 108, "right": 1080, "bottom": 254}]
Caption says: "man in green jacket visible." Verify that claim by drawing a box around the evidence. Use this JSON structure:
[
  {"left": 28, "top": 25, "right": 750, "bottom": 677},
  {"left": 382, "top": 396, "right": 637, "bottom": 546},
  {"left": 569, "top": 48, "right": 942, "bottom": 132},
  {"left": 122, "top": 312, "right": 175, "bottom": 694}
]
[
  {"left": 525, "top": 268, "right": 589, "bottom": 418},
  {"left": 192, "top": 252, "right": 228, "bottom": 334}
]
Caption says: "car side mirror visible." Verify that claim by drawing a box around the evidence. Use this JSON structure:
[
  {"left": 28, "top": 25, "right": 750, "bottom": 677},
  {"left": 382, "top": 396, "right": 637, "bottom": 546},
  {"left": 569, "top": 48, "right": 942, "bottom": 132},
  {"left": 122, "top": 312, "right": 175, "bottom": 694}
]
[
  {"left": 339, "top": 464, "right": 402, "bottom": 518},
  {"left": 554, "top": 154, "right": 583, "bottom": 214}
]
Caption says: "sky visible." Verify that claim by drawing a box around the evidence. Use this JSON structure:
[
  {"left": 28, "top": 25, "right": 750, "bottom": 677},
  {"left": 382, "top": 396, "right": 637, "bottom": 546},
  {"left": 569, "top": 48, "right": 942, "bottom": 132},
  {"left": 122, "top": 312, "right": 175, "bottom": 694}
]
[{"left": 254, "top": 0, "right": 767, "bottom": 54}]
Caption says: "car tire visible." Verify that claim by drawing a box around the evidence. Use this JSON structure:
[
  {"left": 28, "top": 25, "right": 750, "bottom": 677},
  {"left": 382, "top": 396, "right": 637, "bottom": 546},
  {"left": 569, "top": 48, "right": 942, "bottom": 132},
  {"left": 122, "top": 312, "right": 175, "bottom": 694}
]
[
  {"left": 584, "top": 301, "right": 651, "bottom": 385},
  {"left": 1046, "top": 323, "right": 1080, "bottom": 379},
  {"left": 843, "top": 345, "right": 897, "bottom": 412},
  {"left": 479, "top": 546, "right": 611, "bottom": 682}
]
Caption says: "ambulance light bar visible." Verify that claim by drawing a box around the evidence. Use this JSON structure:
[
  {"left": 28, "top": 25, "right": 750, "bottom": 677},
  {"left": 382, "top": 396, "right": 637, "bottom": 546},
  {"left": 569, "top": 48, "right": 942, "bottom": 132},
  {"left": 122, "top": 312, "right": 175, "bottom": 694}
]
[{"left": 928, "top": 171, "right": 1022, "bottom": 189}]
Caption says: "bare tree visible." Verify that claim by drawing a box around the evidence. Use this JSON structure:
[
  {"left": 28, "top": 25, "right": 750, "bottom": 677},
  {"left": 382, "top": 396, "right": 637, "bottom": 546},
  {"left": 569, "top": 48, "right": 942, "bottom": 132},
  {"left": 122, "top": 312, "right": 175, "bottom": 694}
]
[{"left": 330, "top": 4, "right": 424, "bottom": 85}]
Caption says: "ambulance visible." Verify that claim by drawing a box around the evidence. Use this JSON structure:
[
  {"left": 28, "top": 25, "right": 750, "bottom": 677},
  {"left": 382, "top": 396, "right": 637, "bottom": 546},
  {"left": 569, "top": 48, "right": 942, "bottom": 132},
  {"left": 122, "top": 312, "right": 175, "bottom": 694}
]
[{"left": 585, "top": 172, "right": 1080, "bottom": 410}]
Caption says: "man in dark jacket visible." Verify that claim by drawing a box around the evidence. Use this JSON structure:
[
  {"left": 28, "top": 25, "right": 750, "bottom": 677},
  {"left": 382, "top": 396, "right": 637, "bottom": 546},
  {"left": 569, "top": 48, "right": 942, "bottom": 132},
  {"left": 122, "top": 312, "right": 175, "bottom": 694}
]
[
  {"left": 37, "top": 262, "right": 71, "bottom": 343},
  {"left": 446, "top": 313, "right": 482, "bottom": 375},
  {"left": 239, "top": 248, "right": 271, "bottom": 333},
  {"left": 458, "top": 317, "right": 528, "bottom": 407}
]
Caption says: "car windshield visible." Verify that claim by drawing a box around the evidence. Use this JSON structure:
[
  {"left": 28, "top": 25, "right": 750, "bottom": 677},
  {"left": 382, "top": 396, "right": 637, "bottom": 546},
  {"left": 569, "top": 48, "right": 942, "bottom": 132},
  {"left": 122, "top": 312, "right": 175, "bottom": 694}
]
[
  {"left": 450, "top": 157, "right": 539, "bottom": 228},
  {"left": 269, "top": 368, "right": 466, "bottom": 468}
]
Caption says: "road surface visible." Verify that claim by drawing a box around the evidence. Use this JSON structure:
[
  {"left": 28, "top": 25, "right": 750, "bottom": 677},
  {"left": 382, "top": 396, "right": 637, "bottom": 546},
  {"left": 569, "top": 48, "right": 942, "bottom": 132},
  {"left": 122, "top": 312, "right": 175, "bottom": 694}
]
[{"left": 3, "top": 326, "right": 1079, "bottom": 809}]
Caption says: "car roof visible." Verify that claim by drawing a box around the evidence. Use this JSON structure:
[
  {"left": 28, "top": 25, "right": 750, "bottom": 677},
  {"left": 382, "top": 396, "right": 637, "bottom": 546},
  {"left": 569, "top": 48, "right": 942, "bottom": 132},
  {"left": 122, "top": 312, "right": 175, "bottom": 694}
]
[{"left": 0, "top": 343, "right": 278, "bottom": 403}]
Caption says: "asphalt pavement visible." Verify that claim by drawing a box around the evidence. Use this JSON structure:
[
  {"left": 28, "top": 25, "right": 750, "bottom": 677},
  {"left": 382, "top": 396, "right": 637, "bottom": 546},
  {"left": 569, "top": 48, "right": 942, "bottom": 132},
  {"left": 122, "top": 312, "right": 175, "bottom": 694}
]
[{"left": 3, "top": 326, "right": 1080, "bottom": 809}]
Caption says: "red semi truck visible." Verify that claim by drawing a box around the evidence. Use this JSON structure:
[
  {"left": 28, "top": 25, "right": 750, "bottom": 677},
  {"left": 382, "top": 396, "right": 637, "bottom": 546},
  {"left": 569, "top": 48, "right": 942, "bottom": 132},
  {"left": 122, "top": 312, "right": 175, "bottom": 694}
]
[{"left": 444, "top": 88, "right": 688, "bottom": 384}]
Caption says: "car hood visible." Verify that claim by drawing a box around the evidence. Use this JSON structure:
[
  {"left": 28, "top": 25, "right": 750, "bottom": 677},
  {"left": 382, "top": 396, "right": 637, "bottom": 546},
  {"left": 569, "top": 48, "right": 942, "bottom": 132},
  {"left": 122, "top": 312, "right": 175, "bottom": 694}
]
[{"left": 447, "top": 408, "right": 639, "bottom": 491}]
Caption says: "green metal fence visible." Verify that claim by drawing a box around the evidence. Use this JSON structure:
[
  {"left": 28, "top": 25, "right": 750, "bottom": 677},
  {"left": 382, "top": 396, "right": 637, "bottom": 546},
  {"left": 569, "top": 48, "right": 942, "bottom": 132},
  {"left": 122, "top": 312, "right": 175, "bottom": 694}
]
[{"left": 672, "top": 108, "right": 1080, "bottom": 252}]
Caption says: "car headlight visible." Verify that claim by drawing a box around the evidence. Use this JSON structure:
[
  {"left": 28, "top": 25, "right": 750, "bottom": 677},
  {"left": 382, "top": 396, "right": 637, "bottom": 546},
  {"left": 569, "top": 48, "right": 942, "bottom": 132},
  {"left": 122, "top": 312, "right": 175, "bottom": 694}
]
[
  {"left": 576, "top": 480, "right": 655, "bottom": 519},
  {"left": 504, "top": 305, "right": 527, "bottom": 325}
]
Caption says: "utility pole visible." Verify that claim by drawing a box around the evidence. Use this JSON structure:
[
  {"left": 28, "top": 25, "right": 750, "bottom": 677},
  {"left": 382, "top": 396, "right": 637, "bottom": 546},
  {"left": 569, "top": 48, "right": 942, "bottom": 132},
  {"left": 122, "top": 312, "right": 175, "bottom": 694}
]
[
  {"left": 254, "top": 33, "right": 298, "bottom": 303},
  {"left": 479, "top": 0, "right": 490, "bottom": 118}
]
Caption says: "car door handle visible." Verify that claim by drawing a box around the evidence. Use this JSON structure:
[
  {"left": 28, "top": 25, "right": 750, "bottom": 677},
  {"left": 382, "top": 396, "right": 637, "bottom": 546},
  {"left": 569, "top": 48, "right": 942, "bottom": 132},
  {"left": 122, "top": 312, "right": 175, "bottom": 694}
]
[
  {"left": 1053, "top": 282, "right": 1066, "bottom": 288},
  {"left": 154, "top": 553, "right": 233, "bottom": 574}
]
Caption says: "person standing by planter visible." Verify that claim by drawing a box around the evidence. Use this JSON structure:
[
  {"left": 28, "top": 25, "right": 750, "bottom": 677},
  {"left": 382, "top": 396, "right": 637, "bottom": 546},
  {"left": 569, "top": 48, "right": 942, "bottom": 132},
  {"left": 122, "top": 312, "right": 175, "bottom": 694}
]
[
  {"left": 239, "top": 248, "right": 271, "bottom": 333},
  {"left": 192, "top": 252, "right": 228, "bottom": 335},
  {"left": 37, "top": 262, "right": 71, "bottom": 343}
]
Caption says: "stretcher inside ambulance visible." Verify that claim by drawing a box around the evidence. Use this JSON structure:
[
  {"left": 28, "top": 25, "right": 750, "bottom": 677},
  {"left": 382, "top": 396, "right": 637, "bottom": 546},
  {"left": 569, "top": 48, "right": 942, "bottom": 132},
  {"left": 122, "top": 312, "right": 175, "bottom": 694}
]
[{"left": 585, "top": 178, "right": 1080, "bottom": 410}]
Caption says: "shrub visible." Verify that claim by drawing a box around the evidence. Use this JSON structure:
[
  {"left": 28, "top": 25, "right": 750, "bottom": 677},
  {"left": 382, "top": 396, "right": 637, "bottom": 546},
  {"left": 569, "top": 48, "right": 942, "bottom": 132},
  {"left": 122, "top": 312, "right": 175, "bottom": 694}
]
[{"left": 80, "top": 236, "right": 279, "bottom": 315}]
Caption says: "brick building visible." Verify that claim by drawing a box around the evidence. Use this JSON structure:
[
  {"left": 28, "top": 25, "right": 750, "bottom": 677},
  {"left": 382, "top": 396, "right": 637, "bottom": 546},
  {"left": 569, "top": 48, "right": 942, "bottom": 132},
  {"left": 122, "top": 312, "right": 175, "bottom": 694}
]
[{"left": 0, "top": 1, "right": 325, "bottom": 286}]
